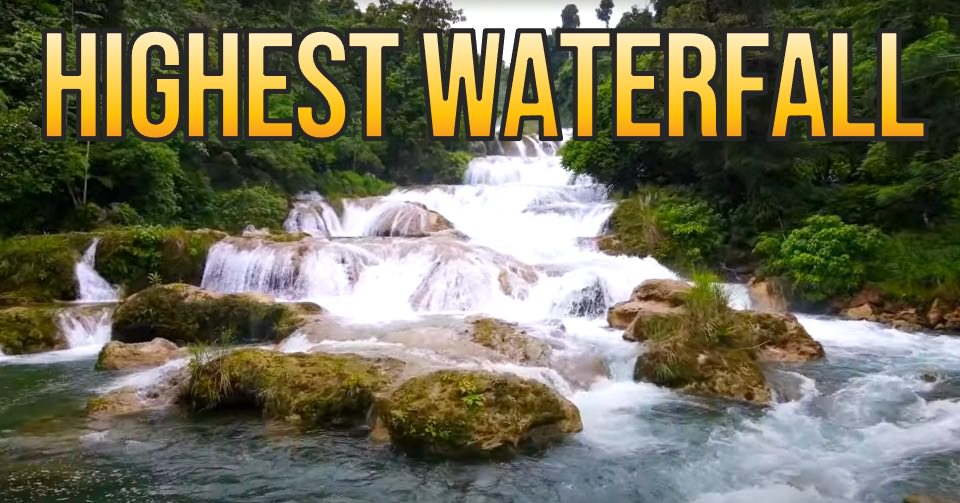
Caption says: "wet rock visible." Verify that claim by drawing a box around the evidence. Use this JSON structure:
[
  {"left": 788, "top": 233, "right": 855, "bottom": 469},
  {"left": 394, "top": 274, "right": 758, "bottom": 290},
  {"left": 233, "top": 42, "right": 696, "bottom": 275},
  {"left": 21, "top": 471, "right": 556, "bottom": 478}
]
[
  {"left": 630, "top": 279, "right": 691, "bottom": 306},
  {"left": 561, "top": 279, "right": 611, "bottom": 318},
  {"left": 86, "top": 365, "right": 189, "bottom": 420},
  {"left": 367, "top": 202, "right": 455, "bottom": 237},
  {"left": 904, "top": 495, "right": 960, "bottom": 503},
  {"left": 927, "top": 299, "right": 948, "bottom": 327},
  {"left": 843, "top": 303, "right": 877, "bottom": 321},
  {"left": 0, "top": 306, "right": 65, "bottom": 355},
  {"left": 86, "top": 387, "right": 143, "bottom": 419},
  {"left": 747, "top": 277, "right": 788, "bottom": 313},
  {"left": 595, "top": 234, "right": 622, "bottom": 255},
  {"left": 95, "top": 338, "right": 187, "bottom": 371},
  {"left": 739, "top": 311, "right": 825, "bottom": 363},
  {"left": 112, "top": 284, "right": 322, "bottom": 345},
  {"left": 464, "top": 317, "right": 551, "bottom": 367},
  {"left": 607, "top": 278, "right": 690, "bottom": 330},
  {"left": 185, "top": 348, "right": 404, "bottom": 427},
  {"left": 378, "top": 369, "right": 582, "bottom": 459},
  {"left": 635, "top": 341, "right": 772, "bottom": 404},
  {"left": 550, "top": 353, "right": 610, "bottom": 389}
]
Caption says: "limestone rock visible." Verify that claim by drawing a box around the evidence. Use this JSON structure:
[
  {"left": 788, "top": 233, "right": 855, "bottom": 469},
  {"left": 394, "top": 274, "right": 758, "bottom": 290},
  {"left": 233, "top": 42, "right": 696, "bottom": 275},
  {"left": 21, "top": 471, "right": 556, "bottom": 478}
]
[
  {"left": 112, "top": 284, "right": 322, "bottom": 345},
  {"left": 378, "top": 370, "right": 582, "bottom": 459},
  {"left": 738, "top": 311, "right": 825, "bottom": 363},
  {"left": 629, "top": 279, "right": 691, "bottom": 306},
  {"left": 185, "top": 348, "right": 404, "bottom": 427},
  {"left": 86, "top": 365, "right": 189, "bottom": 419},
  {"left": 844, "top": 303, "right": 877, "bottom": 321},
  {"left": 550, "top": 353, "right": 611, "bottom": 389},
  {"left": 747, "top": 277, "right": 788, "bottom": 313},
  {"left": 464, "top": 317, "right": 551, "bottom": 367},
  {"left": 622, "top": 306, "right": 685, "bottom": 342},
  {"left": 95, "top": 338, "right": 187, "bottom": 371}
]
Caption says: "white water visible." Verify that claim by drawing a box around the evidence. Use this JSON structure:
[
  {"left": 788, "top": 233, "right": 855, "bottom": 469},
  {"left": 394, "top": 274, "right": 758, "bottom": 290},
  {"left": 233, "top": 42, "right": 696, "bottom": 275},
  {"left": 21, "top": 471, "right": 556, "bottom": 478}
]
[
  {"left": 1, "top": 133, "right": 955, "bottom": 500},
  {"left": 200, "top": 133, "right": 960, "bottom": 501},
  {"left": 75, "top": 239, "right": 119, "bottom": 302}
]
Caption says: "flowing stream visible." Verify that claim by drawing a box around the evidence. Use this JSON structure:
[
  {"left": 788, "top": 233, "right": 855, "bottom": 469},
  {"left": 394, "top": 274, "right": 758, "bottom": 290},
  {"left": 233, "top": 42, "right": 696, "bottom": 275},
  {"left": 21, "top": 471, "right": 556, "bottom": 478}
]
[{"left": 0, "top": 136, "right": 958, "bottom": 502}]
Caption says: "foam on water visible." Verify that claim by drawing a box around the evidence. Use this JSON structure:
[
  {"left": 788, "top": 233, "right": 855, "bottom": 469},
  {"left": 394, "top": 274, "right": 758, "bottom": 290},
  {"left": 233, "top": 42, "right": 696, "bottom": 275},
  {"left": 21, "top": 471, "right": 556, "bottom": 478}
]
[{"left": 75, "top": 238, "right": 119, "bottom": 302}]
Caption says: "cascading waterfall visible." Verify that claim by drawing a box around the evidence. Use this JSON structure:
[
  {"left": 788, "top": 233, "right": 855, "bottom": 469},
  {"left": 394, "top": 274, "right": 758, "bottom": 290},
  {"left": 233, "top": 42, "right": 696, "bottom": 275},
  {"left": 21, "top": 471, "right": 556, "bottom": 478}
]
[
  {"left": 203, "top": 129, "right": 960, "bottom": 500},
  {"left": 2, "top": 130, "right": 956, "bottom": 501},
  {"left": 75, "top": 238, "right": 119, "bottom": 302},
  {"left": 56, "top": 307, "right": 113, "bottom": 349}
]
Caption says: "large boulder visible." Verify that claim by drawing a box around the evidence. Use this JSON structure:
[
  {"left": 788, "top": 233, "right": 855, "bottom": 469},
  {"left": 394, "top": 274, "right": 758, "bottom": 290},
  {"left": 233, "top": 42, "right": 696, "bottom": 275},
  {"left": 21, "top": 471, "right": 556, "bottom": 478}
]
[
  {"left": 367, "top": 202, "right": 455, "bottom": 237},
  {"left": 607, "top": 278, "right": 690, "bottom": 330},
  {"left": 747, "top": 277, "right": 788, "bottom": 313},
  {"left": 378, "top": 370, "right": 582, "bottom": 459},
  {"left": 185, "top": 348, "right": 404, "bottom": 427},
  {"left": 624, "top": 279, "right": 822, "bottom": 403},
  {"left": 0, "top": 306, "right": 65, "bottom": 355},
  {"left": 112, "top": 284, "right": 322, "bottom": 345},
  {"left": 737, "top": 311, "right": 825, "bottom": 363},
  {"left": 464, "top": 317, "right": 551, "bottom": 366},
  {"left": 95, "top": 338, "right": 187, "bottom": 371}
]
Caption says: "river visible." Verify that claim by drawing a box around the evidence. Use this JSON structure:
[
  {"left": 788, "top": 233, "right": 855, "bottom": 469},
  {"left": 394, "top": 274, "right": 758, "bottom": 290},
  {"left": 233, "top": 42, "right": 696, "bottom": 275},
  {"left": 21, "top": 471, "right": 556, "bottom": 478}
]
[{"left": 0, "top": 137, "right": 958, "bottom": 502}]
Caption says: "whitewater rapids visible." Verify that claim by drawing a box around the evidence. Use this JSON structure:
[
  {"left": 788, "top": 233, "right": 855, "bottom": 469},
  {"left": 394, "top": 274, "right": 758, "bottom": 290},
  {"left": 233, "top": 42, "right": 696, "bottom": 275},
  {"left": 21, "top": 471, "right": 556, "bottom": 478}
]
[{"left": 1, "top": 134, "right": 957, "bottom": 502}]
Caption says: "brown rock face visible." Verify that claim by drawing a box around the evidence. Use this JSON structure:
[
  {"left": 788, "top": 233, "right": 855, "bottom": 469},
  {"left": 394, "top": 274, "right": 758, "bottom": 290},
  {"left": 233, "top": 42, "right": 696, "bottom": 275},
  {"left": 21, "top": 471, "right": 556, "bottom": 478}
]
[
  {"left": 608, "top": 300, "right": 683, "bottom": 330},
  {"left": 630, "top": 279, "right": 691, "bottom": 306},
  {"left": 622, "top": 308, "right": 685, "bottom": 342},
  {"left": 86, "top": 365, "right": 189, "bottom": 420},
  {"left": 464, "top": 317, "right": 551, "bottom": 367},
  {"left": 738, "top": 311, "right": 825, "bottom": 363},
  {"left": 844, "top": 303, "right": 877, "bottom": 321},
  {"left": 747, "top": 278, "right": 788, "bottom": 313},
  {"left": 95, "top": 338, "right": 187, "bottom": 371}
]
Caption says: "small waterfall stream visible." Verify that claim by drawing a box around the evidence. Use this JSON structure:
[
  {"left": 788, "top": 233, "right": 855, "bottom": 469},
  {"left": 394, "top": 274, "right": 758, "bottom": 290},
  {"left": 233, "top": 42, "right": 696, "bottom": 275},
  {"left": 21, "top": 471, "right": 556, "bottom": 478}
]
[{"left": 75, "top": 238, "right": 119, "bottom": 302}]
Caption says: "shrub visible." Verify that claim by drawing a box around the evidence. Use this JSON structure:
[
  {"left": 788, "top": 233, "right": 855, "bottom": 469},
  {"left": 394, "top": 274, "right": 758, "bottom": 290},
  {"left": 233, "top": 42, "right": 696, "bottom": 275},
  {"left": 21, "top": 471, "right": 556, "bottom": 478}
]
[
  {"left": 755, "top": 214, "right": 885, "bottom": 302},
  {"left": 204, "top": 186, "right": 289, "bottom": 234},
  {"left": 606, "top": 188, "right": 724, "bottom": 270}
]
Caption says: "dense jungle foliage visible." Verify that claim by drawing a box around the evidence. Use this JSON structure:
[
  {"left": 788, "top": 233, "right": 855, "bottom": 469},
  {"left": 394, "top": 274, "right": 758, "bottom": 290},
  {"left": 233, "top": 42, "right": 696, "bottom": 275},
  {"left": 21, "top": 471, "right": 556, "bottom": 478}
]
[
  {"left": 0, "top": 0, "right": 958, "bottom": 308},
  {"left": 0, "top": 0, "right": 471, "bottom": 236},
  {"left": 559, "top": 0, "right": 960, "bottom": 305}
]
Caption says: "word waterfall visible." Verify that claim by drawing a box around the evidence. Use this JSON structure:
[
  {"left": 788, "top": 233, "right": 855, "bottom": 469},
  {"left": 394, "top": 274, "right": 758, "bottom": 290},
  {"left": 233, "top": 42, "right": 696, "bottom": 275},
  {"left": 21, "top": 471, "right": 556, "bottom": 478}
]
[{"left": 42, "top": 29, "right": 927, "bottom": 141}]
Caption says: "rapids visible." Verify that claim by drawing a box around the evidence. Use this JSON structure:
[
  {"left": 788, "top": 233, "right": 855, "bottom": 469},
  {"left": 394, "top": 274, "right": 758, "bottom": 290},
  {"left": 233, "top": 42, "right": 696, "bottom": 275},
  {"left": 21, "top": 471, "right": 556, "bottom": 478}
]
[{"left": 1, "top": 134, "right": 958, "bottom": 502}]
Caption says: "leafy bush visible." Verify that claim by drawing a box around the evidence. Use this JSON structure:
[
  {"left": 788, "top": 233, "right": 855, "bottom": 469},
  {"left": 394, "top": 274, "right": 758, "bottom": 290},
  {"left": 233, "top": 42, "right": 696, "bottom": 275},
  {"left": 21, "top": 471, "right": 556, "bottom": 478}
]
[
  {"left": 606, "top": 188, "right": 724, "bottom": 270},
  {"left": 206, "top": 186, "right": 289, "bottom": 234},
  {"left": 755, "top": 215, "right": 885, "bottom": 302}
]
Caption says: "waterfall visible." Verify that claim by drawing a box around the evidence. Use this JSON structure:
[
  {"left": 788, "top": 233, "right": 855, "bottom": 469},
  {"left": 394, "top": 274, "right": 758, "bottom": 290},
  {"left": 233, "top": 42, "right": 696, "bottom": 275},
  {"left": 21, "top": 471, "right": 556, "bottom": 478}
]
[
  {"left": 56, "top": 306, "right": 113, "bottom": 349},
  {"left": 283, "top": 192, "right": 344, "bottom": 237},
  {"left": 75, "top": 238, "right": 119, "bottom": 302}
]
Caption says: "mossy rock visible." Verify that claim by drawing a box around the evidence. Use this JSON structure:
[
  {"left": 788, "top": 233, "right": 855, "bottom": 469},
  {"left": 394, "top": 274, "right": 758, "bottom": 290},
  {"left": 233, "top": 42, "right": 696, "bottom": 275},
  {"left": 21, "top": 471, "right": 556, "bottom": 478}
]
[
  {"left": 0, "top": 306, "right": 65, "bottom": 355},
  {"left": 465, "top": 317, "right": 551, "bottom": 366},
  {"left": 95, "top": 338, "right": 187, "bottom": 371},
  {"left": 0, "top": 227, "right": 227, "bottom": 303},
  {"left": 0, "top": 234, "right": 91, "bottom": 302},
  {"left": 635, "top": 336, "right": 771, "bottom": 404},
  {"left": 379, "top": 370, "right": 582, "bottom": 459},
  {"left": 95, "top": 227, "right": 227, "bottom": 294},
  {"left": 186, "top": 348, "right": 404, "bottom": 427},
  {"left": 112, "top": 284, "right": 320, "bottom": 345}
]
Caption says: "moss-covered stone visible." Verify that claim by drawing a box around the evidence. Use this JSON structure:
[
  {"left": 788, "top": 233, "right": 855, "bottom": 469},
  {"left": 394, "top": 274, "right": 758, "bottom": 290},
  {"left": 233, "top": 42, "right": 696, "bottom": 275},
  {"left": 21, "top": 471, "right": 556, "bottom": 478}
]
[
  {"left": 0, "top": 227, "right": 227, "bottom": 303},
  {"left": 379, "top": 370, "right": 582, "bottom": 459},
  {"left": 95, "top": 227, "right": 227, "bottom": 294},
  {"left": 0, "top": 306, "right": 65, "bottom": 355},
  {"left": 0, "top": 234, "right": 91, "bottom": 302},
  {"left": 186, "top": 348, "right": 404, "bottom": 427},
  {"left": 112, "top": 284, "right": 321, "bottom": 345},
  {"left": 95, "top": 338, "right": 187, "bottom": 371},
  {"left": 465, "top": 317, "right": 551, "bottom": 366}
]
